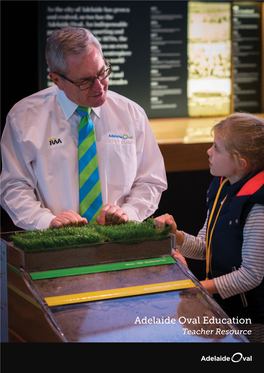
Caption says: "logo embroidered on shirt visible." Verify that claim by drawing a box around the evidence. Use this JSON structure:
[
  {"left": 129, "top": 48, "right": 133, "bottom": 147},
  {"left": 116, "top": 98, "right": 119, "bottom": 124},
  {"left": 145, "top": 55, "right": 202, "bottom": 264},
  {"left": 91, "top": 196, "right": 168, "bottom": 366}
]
[
  {"left": 109, "top": 134, "right": 133, "bottom": 140},
  {"left": 49, "top": 138, "right": 63, "bottom": 146}
]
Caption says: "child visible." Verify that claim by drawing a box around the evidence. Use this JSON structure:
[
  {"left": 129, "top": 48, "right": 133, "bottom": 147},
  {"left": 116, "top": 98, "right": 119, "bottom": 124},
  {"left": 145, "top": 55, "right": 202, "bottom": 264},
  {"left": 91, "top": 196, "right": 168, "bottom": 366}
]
[{"left": 154, "top": 113, "right": 264, "bottom": 342}]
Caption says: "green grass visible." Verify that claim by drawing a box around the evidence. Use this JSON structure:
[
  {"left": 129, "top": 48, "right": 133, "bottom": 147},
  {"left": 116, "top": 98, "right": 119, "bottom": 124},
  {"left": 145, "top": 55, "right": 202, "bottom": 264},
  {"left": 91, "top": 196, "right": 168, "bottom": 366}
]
[{"left": 10, "top": 217, "right": 171, "bottom": 252}]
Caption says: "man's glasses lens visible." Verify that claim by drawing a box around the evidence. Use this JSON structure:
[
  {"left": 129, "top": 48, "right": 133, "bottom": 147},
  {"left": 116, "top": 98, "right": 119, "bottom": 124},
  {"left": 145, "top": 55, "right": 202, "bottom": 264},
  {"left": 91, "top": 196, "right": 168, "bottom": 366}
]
[{"left": 79, "top": 66, "right": 111, "bottom": 91}]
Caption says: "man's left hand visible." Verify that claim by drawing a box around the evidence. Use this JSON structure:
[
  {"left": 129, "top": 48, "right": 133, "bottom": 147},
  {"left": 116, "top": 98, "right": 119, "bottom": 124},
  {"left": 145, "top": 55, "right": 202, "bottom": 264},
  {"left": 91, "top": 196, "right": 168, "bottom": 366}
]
[{"left": 96, "top": 203, "right": 129, "bottom": 225}]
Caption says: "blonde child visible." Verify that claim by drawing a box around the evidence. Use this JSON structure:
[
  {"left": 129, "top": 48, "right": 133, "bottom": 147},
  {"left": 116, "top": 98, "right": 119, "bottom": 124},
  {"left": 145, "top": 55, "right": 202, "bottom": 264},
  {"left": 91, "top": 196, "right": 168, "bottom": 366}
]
[{"left": 154, "top": 113, "right": 264, "bottom": 342}]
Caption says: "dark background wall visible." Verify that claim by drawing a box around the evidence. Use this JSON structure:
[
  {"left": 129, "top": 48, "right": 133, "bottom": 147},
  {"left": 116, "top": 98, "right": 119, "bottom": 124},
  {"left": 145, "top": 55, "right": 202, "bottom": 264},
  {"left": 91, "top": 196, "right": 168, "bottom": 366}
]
[
  {"left": 1, "top": 1, "right": 213, "bottom": 279},
  {"left": 1, "top": 1, "right": 39, "bottom": 232}
]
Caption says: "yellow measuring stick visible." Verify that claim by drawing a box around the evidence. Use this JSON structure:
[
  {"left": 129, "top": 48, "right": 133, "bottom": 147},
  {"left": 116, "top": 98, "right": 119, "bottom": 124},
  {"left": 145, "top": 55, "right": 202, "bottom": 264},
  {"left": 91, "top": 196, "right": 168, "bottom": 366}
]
[{"left": 45, "top": 279, "right": 195, "bottom": 307}]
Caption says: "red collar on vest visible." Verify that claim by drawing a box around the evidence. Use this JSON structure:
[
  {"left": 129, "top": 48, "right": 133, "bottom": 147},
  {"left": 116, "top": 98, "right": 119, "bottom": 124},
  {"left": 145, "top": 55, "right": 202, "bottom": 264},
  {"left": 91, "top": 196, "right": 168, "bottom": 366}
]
[{"left": 236, "top": 171, "right": 264, "bottom": 197}]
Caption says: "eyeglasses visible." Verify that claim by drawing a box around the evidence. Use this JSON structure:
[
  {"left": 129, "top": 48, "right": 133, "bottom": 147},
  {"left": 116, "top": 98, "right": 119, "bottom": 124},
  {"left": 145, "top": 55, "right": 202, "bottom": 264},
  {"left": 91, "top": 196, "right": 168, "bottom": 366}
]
[{"left": 53, "top": 58, "right": 111, "bottom": 91}]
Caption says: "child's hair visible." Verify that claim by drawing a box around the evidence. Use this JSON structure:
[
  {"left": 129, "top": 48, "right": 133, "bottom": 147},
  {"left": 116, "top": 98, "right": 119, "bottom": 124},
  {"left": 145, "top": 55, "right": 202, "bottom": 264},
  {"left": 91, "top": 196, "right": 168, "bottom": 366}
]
[{"left": 212, "top": 113, "right": 264, "bottom": 173}]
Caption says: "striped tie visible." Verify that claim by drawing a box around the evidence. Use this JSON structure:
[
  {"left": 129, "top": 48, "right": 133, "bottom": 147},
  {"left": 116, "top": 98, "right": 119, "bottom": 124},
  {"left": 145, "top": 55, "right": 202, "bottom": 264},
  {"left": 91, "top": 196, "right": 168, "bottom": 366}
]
[{"left": 77, "top": 106, "right": 103, "bottom": 222}]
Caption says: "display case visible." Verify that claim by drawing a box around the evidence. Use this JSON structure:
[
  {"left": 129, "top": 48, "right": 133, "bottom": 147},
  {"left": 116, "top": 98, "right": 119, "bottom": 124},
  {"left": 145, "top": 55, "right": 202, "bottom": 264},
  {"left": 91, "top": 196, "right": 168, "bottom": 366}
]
[{"left": 1, "top": 230, "right": 249, "bottom": 343}]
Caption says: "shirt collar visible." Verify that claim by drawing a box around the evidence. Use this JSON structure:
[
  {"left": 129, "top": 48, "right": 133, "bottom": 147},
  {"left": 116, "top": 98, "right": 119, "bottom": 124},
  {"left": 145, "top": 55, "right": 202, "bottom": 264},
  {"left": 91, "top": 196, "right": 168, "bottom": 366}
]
[{"left": 56, "top": 87, "right": 101, "bottom": 120}]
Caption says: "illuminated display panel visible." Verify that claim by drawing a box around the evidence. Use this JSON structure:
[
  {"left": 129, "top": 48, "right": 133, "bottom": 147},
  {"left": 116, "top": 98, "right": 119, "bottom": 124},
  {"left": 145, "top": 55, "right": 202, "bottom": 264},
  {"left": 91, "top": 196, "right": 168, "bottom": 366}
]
[{"left": 187, "top": 2, "right": 231, "bottom": 117}]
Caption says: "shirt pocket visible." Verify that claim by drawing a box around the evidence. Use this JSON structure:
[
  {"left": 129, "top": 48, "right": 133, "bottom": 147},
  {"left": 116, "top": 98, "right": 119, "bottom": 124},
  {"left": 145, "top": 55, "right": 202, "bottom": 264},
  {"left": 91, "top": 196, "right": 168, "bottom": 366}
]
[{"left": 106, "top": 143, "right": 137, "bottom": 186}]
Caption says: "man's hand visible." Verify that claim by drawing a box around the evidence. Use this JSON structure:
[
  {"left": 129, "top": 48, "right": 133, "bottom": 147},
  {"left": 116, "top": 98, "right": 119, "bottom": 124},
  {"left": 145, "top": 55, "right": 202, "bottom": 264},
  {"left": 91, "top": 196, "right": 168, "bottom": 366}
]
[
  {"left": 49, "top": 210, "right": 88, "bottom": 228},
  {"left": 96, "top": 203, "right": 129, "bottom": 225}
]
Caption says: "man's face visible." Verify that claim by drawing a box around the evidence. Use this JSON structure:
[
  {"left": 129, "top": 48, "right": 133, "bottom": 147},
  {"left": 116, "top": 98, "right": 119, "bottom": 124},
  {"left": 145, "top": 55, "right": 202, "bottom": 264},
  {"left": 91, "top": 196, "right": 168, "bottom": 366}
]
[{"left": 50, "top": 45, "right": 109, "bottom": 108}]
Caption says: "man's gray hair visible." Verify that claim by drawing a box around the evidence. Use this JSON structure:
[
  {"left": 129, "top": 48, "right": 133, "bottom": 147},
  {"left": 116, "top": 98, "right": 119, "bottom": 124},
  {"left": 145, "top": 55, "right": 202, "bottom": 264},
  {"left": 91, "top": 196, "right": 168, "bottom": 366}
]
[{"left": 46, "top": 27, "right": 102, "bottom": 74}]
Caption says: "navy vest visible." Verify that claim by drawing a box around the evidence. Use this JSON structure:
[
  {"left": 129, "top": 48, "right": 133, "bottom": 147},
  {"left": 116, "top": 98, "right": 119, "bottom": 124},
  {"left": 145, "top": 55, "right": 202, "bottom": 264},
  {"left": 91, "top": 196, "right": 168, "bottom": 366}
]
[{"left": 206, "top": 172, "right": 264, "bottom": 323}]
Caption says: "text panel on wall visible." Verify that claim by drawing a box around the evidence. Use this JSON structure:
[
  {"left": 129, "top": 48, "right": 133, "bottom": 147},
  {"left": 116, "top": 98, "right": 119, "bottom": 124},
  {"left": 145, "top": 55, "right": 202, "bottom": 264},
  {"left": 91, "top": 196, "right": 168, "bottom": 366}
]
[
  {"left": 39, "top": 1, "right": 262, "bottom": 118},
  {"left": 39, "top": 1, "right": 188, "bottom": 119}
]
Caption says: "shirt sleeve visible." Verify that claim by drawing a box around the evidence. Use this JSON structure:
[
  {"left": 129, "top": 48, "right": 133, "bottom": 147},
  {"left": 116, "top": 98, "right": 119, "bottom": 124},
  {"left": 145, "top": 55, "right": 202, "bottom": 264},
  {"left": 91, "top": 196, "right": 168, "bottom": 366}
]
[
  {"left": 213, "top": 204, "right": 264, "bottom": 299},
  {"left": 121, "top": 113, "right": 167, "bottom": 222},
  {"left": 0, "top": 116, "right": 56, "bottom": 230}
]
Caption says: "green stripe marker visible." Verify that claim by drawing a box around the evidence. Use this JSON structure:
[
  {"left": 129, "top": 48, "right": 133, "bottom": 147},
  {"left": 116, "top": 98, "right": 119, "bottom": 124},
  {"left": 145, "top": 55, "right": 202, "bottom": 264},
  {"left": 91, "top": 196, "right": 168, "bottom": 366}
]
[{"left": 30, "top": 256, "right": 175, "bottom": 280}]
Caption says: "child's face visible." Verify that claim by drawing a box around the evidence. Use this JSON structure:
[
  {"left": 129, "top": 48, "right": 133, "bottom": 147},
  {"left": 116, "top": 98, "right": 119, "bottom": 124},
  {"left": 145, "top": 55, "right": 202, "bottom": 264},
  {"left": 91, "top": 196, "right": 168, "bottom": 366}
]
[{"left": 207, "top": 134, "right": 239, "bottom": 184}]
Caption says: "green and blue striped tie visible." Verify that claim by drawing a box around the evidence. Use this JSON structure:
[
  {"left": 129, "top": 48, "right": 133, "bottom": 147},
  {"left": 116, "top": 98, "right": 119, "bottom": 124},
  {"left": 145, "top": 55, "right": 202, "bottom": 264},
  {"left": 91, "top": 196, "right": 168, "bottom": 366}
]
[{"left": 77, "top": 106, "right": 103, "bottom": 222}]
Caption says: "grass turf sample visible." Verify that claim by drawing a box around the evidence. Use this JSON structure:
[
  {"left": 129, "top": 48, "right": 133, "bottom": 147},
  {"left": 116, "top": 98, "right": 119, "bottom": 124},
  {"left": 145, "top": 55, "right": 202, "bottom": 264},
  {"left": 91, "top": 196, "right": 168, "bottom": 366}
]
[
  {"left": 10, "top": 217, "right": 171, "bottom": 252},
  {"left": 96, "top": 218, "right": 170, "bottom": 242}
]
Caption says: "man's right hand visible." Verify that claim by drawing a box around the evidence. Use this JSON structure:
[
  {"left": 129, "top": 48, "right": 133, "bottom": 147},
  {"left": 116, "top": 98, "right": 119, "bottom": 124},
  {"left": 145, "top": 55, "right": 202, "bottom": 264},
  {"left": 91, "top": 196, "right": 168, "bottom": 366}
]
[{"left": 49, "top": 210, "right": 87, "bottom": 228}]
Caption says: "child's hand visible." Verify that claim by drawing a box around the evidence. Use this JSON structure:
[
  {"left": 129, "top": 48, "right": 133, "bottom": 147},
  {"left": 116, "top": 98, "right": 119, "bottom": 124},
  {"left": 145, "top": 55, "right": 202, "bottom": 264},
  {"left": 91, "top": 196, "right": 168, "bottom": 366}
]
[
  {"left": 154, "top": 213, "right": 177, "bottom": 234},
  {"left": 172, "top": 249, "right": 188, "bottom": 267}
]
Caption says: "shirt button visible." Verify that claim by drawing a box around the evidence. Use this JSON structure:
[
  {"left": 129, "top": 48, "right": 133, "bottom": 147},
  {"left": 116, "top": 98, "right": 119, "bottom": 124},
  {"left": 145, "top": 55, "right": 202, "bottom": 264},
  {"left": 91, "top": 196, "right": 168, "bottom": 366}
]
[
  {"left": 229, "top": 220, "right": 232, "bottom": 225},
  {"left": 235, "top": 219, "right": 239, "bottom": 224}
]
